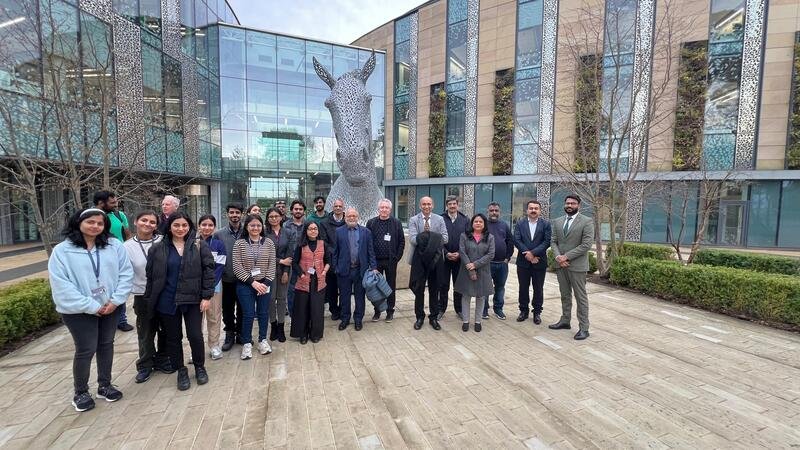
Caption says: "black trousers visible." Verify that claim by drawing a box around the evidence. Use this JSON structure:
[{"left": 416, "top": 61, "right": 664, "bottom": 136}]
[
  {"left": 325, "top": 270, "right": 340, "bottom": 315},
  {"left": 61, "top": 310, "right": 119, "bottom": 394},
  {"left": 413, "top": 259, "right": 443, "bottom": 320},
  {"left": 221, "top": 280, "right": 242, "bottom": 337},
  {"left": 133, "top": 295, "right": 168, "bottom": 370},
  {"left": 439, "top": 258, "right": 462, "bottom": 314},
  {"left": 374, "top": 258, "right": 398, "bottom": 314},
  {"left": 159, "top": 305, "right": 205, "bottom": 371},
  {"left": 290, "top": 288, "right": 325, "bottom": 340},
  {"left": 517, "top": 267, "right": 547, "bottom": 315}
]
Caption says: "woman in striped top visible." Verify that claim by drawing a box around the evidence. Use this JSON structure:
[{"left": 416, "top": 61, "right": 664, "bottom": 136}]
[{"left": 232, "top": 214, "right": 276, "bottom": 360}]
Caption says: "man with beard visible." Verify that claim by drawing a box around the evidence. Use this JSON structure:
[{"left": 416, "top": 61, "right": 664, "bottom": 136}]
[
  {"left": 321, "top": 199, "right": 346, "bottom": 320},
  {"left": 274, "top": 200, "right": 288, "bottom": 225},
  {"left": 366, "top": 198, "right": 404, "bottom": 323},
  {"left": 408, "top": 196, "right": 447, "bottom": 331},
  {"left": 283, "top": 200, "right": 307, "bottom": 315},
  {"left": 439, "top": 196, "right": 469, "bottom": 321},
  {"left": 512, "top": 200, "right": 551, "bottom": 325},
  {"left": 550, "top": 194, "right": 594, "bottom": 340},
  {"left": 307, "top": 196, "right": 327, "bottom": 225},
  {"left": 333, "top": 208, "right": 377, "bottom": 331},
  {"left": 483, "top": 202, "right": 515, "bottom": 321},
  {"left": 157, "top": 195, "right": 180, "bottom": 235},
  {"left": 93, "top": 190, "right": 134, "bottom": 331},
  {"left": 214, "top": 202, "right": 245, "bottom": 351}
]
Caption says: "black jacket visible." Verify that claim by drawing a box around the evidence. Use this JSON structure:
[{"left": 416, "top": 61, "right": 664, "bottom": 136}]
[
  {"left": 441, "top": 211, "right": 469, "bottom": 253},
  {"left": 366, "top": 215, "right": 405, "bottom": 262},
  {"left": 320, "top": 212, "right": 346, "bottom": 249},
  {"left": 143, "top": 238, "right": 216, "bottom": 311}
]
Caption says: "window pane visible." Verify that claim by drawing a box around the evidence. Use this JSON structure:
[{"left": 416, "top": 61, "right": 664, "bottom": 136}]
[
  {"left": 41, "top": 0, "right": 80, "bottom": 102},
  {"left": 446, "top": 21, "right": 467, "bottom": 85},
  {"left": 142, "top": 44, "right": 164, "bottom": 127},
  {"left": 194, "top": 0, "right": 207, "bottom": 66},
  {"left": 277, "top": 84, "right": 306, "bottom": 135},
  {"left": 219, "top": 26, "right": 245, "bottom": 78},
  {"left": 163, "top": 54, "right": 183, "bottom": 132},
  {"left": 112, "top": 0, "right": 137, "bottom": 22},
  {"left": 305, "top": 87, "right": 333, "bottom": 137},
  {"left": 197, "top": 73, "right": 210, "bottom": 141},
  {"left": 140, "top": 0, "right": 161, "bottom": 36},
  {"left": 360, "top": 50, "right": 385, "bottom": 97},
  {"left": 305, "top": 41, "right": 332, "bottom": 90},
  {"left": 511, "top": 183, "right": 537, "bottom": 224},
  {"left": 447, "top": 0, "right": 467, "bottom": 24},
  {"left": 277, "top": 36, "right": 305, "bottom": 86},
  {"left": 333, "top": 46, "right": 359, "bottom": 77},
  {"left": 221, "top": 76, "right": 246, "bottom": 129},
  {"left": 747, "top": 182, "right": 779, "bottom": 247},
  {"left": 778, "top": 181, "right": 800, "bottom": 247},
  {"left": 246, "top": 80, "right": 278, "bottom": 132},
  {"left": 180, "top": 0, "right": 194, "bottom": 56},
  {"left": 246, "top": 31, "right": 276, "bottom": 83}
]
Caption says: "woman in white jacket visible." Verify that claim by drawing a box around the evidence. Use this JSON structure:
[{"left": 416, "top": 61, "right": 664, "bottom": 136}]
[{"left": 48, "top": 208, "right": 133, "bottom": 412}]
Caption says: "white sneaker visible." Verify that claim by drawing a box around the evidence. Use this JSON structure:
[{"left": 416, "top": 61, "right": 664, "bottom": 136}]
[
  {"left": 241, "top": 343, "right": 252, "bottom": 360},
  {"left": 210, "top": 346, "right": 222, "bottom": 360},
  {"left": 258, "top": 339, "right": 272, "bottom": 355}
]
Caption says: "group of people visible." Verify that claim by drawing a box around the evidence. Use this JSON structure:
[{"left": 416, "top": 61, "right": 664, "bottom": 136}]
[{"left": 47, "top": 190, "right": 593, "bottom": 413}]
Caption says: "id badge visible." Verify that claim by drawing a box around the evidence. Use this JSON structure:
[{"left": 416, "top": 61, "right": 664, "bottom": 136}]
[
  {"left": 308, "top": 267, "right": 316, "bottom": 275},
  {"left": 384, "top": 234, "right": 391, "bottom": 242},
  {"left": 91, "top": 284, "right": 108, "bottom": 303},
  {"left": 251, "top": 268, "right": 262, "bottom": 277}
]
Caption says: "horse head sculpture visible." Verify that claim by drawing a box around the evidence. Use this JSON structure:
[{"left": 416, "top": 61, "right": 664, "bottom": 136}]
[{"left": 313, "top": 52, "right": 383, "bottom": 221}]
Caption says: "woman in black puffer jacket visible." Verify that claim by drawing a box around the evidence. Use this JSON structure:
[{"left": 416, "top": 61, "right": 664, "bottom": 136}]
[{"left": 144, "top": 212, "right": 215, "bottom": 391}]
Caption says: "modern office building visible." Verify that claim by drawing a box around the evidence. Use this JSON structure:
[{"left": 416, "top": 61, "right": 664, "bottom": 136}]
[{"left": 354, "top": 0, "right": 800, "bottom": 249}]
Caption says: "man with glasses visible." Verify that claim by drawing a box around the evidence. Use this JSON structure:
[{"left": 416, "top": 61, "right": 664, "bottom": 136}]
[{"left": 550, "top": 195, "right": 594, "bottom": 340}]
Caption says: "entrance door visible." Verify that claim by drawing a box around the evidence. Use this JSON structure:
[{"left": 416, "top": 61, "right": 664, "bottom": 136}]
[{"left": 718, "top": 201, "right": 747, "bottom": 246}]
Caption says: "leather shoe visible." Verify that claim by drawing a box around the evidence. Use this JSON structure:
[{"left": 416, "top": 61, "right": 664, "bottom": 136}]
[
  {"left": 354, "top": 322, "right": 363, "bottom": 331},
  {"left": 533, "top": 314, "right": 542, "bottom": 325},
  {"left": 300, "top": 336, "right": 308, "bottom": 344},
  {"left": 462, "top": 323, "right": 469, "bottom": 332},
  {"left": 338, "top": 321, "right": 349, "bottom": 331},
  {"left": 135, "top": 368, "right": 153, "bottom": 384},
  {"left": 574, "top": 330, "right": 590, "bottom": 340},
  {"left": 548, "top": 321, "right": 571, "bottom": 330},
  {"left": 516, "top": 312, "right": 528, "bottom": 322},
  {"left": 195, "top": 366, "right": 209, "bottom": 385},
  {"left": 474, "top": 323, "right": 482, "bottom": 332},
  {"left": 331, "top": 312, "right": 341, "bottom": 321},
  {"left": 413, "top": 318, "right": 424, "bottom": 330},
  {"left": 221, "top": 334, "right": 235, "bottom": 352},
  {"left": 310, "top": 337, "right": 320, "bottom": 343},
  {"left": 430, "top": 319, "right": 441, "bottom": 331}
]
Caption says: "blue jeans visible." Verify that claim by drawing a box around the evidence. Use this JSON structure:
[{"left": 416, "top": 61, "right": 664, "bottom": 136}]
[
  {"left": 117, "top": 302, "right": 128, "bottom": 325},
  {"left": 236, "top": 282, "right": 271, "bottom": 344},
  {"left": 483, "top": 262, "right": 509, "bottom": 315}
]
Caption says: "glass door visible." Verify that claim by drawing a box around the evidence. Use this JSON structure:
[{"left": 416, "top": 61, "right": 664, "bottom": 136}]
[{"left": 718, "top": 200, "right": 747, "bottom": 246}]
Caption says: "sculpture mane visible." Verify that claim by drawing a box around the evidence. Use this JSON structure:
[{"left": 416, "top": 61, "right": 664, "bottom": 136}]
[{"left": 313, "top": 52, "right": 383, "bottom": 222}]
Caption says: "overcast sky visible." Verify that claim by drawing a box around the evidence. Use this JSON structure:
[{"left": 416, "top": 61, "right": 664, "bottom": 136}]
[{"left": 226, "top": 0, "right": 426, "bottom": 45}]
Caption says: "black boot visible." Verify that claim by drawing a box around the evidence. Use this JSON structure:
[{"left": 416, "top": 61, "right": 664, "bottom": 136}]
[
  {"left": 221, "top": 333, "right": 235, "bottom": 351},
  {"left": 269, "top": 321, "right": 278, "bottom": 341},
  {"left": 277, "top": 322, "right": 286, "bottom": 343},
  {"left": 195, "top": 366, "right": 209, "bottom": 385},
  {"left": 177, "top": 367, "right": 190, "bottom": 391}
]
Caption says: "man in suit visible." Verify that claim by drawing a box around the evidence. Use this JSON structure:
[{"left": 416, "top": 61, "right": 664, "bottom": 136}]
[
  {"left": 549, "top": 194, "right": 595, "bottom": 340},
  {"left": 334, "top": 208, "right": 378, "bottom": 331},
  {"left": 407, "top": 196, "right": 448, "bottom": 331},
  {"left": 513, "top": 200, "right": 552, "bottom": 325}
]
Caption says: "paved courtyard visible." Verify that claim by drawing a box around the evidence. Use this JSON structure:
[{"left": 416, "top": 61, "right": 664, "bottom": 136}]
[{"left": 1, "top": 271, "right": 799, "bottom": 449}]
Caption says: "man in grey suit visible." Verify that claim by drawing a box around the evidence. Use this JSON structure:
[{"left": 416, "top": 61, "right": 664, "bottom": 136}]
[
  {"left": 408, "top": 196, "right": 448, "bottom": 331},
  {"left": 549, "top": 194, "right": 594, "bottom": 340}
]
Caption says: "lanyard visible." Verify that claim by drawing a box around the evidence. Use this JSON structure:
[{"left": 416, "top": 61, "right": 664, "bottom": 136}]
[
  {"left": 248, "top": 238, "right": 264, "bottom": 267},
  {"left": 135, "top": 237, "right": 155, "bottom": 259},
  {"left": 86, "top": 247, "right": 100, "bottom": 283}
]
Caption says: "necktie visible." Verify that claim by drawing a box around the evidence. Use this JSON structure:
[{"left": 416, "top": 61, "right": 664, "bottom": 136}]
[
  {"left": 424, "top": 216, "right": 430, "bottom": 232},
  {"left": 563, "top": 216, "right": 572, "bottom": 235}
]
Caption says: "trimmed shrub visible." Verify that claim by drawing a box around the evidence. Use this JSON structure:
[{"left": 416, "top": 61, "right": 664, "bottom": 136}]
[
  {"left": 609, "top": 256, "right": 800, "bottom": 326},
  {"left": 0, "top": 279, "right": 59, "bottom": 347},
  {"left": 607, "top": 242, "right": 674, "bottom": 260},
  {"left": 546, "top": 248, "right": 598, "bottom": 274},
  {"left": 693, "top": 249, "right": 800, "bottom": 276}
]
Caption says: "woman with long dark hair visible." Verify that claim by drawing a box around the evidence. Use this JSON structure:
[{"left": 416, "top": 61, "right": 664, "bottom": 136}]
[
  {"left": 48, "top": 208, "right": 134, "bottom": 412},
  {"left": 290, "top": 221, "right": 330, "bottom": 344},
  {"left": 232, "top": 214, "right": 276, "bottom": 360},
  {"left": 264, "top": 207, "right": 293, "bottom": 343},
  {"left": 197, "top": 214, "right": 227, "bottom": 359},
  {"left": 144, "top": 212, "right": 215, "bottom": 390},
  {"left": 454, "top": 213, "right": 495, "bottom": 332}
]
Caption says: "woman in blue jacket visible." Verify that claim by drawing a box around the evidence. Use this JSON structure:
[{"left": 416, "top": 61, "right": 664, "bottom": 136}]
[
  {"left": 197, "top": 214, "right": 227, "bottom": 360},
  {"left": 48, "top": 208, "right": 134, "bottom": 413}
]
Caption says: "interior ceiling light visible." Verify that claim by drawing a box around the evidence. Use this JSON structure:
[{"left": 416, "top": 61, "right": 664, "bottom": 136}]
[{"left": 0, "top": 17, "right": 25, "bottom": 29}]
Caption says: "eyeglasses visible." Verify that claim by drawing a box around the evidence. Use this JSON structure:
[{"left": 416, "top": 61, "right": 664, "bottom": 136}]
[{"left": 268, "top": 215, "right": 281, "bottom": 219}]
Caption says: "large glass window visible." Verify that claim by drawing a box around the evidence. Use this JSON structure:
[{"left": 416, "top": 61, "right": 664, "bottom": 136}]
[
  {"left": 277, "top": 36, "right": 305, "bottom": 86},
  {"left": 778, "top": 181, "right": 800, "bottom": 248},
  {"left": 143, "top": 42, "right": 185, "bottom": 173},
  {"left": 444, "top": 0, "right": 468, "bottom": 176},
  {"left": 246, "top": 80, "right": 277, "bottom": 132},
  {"left": 305, "top": 41, "right": 332, "bottom": 90},
  {"left": 747, "top": 182, "right": 779, "bottom": 247},
  {"left": 513, "top": 0, "right": 544, "bottom": 174},
  {"left": 393, "top": 15, "right": 412, "bottom": 180},
  {"left": 246, "top": 31, "right": 276, "bottom": 83},
  {"left": 113, "top": 0, "right": 161, "bottom": 37}
]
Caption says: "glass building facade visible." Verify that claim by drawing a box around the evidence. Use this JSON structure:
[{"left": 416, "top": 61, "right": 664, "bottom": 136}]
[
  {"left": 444, "top": 0, "right": 467, "bottom": 177},
  {"left": 393, "top": 15, "right": 412, "bottom": 180},
  {"left": 217, "top": 25, "right": 385, "bottom": 209},
  {"left": 513, "top": 0, "right": 544, "bottom": 174}
]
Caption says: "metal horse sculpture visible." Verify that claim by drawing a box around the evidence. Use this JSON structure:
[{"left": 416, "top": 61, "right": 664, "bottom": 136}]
[{"left": 313, "top": 52, "right": 383, "bottom": 222}]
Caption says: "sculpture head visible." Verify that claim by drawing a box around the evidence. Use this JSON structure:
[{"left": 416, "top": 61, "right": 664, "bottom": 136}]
[{"left": 313, "top": 52, "right": 376, "bottom": 187}]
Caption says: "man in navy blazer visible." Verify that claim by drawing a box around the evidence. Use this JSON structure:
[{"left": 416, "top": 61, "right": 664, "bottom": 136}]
[
  {"left": 333, "top": 208, "right": 377, "bottom": 331},
  {"left": 513, "top": 200, "right": 552, "bottom": 325}
]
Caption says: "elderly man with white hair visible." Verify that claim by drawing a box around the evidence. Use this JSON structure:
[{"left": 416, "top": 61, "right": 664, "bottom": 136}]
[
  {"left": 157, "top": 195, "right": 180, "bottom": 235},
  {"left": 366, "top": 199, "right": 404, "bottom": 323},
  {"left": 332, "top": 208, "right": 377, "bottom": 331}
]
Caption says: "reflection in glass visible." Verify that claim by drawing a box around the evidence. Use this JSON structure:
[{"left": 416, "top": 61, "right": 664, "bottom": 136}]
[
  {"left": 446, "top": 21, "right": 467, "bottom": 85},
  {"left": 277, "top": 36, "right": 305, "bottom": 86},
  {"left": 246, "top": 31, "right": 276, "bottom": 83},
  {"left": 246, "top": 80, "right": 277, "bottom": 132},
  {"left": 305, "top": 41, "right": 332, "bottom": 90}
]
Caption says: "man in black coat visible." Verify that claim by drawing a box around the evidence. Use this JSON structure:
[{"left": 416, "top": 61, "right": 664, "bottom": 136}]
[
  {"left": 320, "top": 198, "right": 346, "bottom": 320},
  {"left": 366, "top": 198, "right": 405, "bottom": 323},
  {"left": 513, "top": 200, "right": 552, "bottom": 325},
  {"left": 483, "top": 202, "right": 514, "bottom": 320},
  {"left": 439, "top": 195, "right": 469, "bottom": 320}
]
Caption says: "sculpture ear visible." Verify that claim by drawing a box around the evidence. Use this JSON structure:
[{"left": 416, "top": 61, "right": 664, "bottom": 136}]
[
  {"left": 313, "top": 57, "right": 336, "bottom": 89},
  {"left": 358, "top": 51, "right": 376, "bottom": 83}
]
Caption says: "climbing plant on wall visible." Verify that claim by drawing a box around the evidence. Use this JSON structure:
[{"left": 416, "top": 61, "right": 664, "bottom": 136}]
[
  {"left": 429, "top": 84, "right": 447, "bottom": 177},
  {"left": 673, "top": 41, "right": 708, "bottom": 171},
  {"left": 492, "top": 69, "right": 514, "bottom": 175},
  {"left": 787, "top": 34, "right": 800, "bottom": 170},
  {"left": 574, "top": 54, "right": 601, "bottom": 173}
]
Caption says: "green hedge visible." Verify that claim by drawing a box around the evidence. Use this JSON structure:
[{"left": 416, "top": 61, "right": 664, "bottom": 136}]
[
  {"left": 546, "top": 248, "right": 598, "bottom": 274},
  {"left": 693, "top": 249, "right": 800, "bottom": 276},
  {"left": 607, "top": 242, "right": 674, "bottom": 260},
  {"left": 0, "top": 279, "right": 59, "bottom": 347},
  {"left": 610, "top": 256, "right": 800, "bottom": 326}
]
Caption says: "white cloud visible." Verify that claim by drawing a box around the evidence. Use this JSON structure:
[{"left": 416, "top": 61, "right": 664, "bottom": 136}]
[{"left": 226, "top": 0, "right": 426, "bottom": 45}]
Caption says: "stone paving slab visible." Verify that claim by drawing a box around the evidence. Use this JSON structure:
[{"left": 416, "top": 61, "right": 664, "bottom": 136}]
[{"left": 1, "top": 270, "right": 799, "bottom": 449}]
